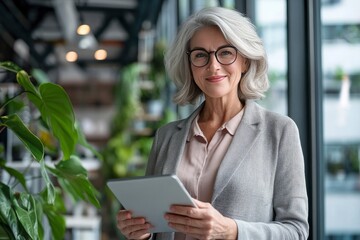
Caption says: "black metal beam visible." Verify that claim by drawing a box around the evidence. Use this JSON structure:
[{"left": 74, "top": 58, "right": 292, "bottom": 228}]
[
  {"left": 0, "top": 23, "right": 15, "bottom": 62},
  {"left": 29, "top": 7, "right": 53, "bottom": 30},
  {"left": 94, "top": 15, "right": 114, "bottom": 40},
  {"left": 0, "top": 1, "right": 55, "bottom": 70},
  {"left": 117, "top": 14, "right": 133, "bottom": 34},
  {"left": 148, "top": 0, "right": 165, "bottom": 26},
  {"left": 0, "top": 2, "right": 40, "bottom": 67},
  {"left": 1, "top": 0, "right": 166, "bottom": 70},
  {"left": 118, "top": 0, "right": 153, "bottom": 65}
]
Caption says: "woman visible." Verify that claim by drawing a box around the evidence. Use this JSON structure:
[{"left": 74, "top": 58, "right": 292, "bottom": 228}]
[{"left": 117, "top": 6, "right": 309, "bottom": 240}]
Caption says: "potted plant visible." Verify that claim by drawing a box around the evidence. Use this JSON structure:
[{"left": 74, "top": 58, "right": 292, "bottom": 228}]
[{"left": 0, "top": 61, "right": 100, "bottom": 240}]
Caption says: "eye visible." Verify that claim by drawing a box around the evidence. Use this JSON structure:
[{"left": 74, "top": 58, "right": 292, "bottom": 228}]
[
  {"left": 218, "top": 48, "right": 235, "bottom": 57},
  {"left": 193, "top": 51, "right": 208, "bottom": 59}
]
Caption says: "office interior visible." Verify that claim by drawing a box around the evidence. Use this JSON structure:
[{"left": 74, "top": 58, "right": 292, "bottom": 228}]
[{"left": 0, "top": 0, "right": 359, "bottom": 239}]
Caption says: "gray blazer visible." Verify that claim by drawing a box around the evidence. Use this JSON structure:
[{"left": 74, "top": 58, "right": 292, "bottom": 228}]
[{"left": 146, "top": 100, "right": 309, "bottom": 239}]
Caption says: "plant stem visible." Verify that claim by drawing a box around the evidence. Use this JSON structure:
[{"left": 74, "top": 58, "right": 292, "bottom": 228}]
[{"left": 0, "top": 90, "right": 26, "bottom": 111}]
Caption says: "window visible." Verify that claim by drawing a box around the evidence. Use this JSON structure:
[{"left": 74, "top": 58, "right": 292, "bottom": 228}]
[
  {"left": 255, "top": 0, "right": 287, "bottom": 115},
  {"left": 321, "top": 0, "right": 360, "bottom": 238}
]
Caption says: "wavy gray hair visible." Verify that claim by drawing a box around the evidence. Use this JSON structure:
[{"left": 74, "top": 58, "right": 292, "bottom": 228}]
[{"left": 164, "top": 7, "right": 269, "bottom": 105}]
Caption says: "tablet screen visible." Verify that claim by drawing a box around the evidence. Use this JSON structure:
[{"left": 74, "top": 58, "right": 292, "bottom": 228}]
[{"left": 107, "top": 174, "right": 196, "bottom": 233}]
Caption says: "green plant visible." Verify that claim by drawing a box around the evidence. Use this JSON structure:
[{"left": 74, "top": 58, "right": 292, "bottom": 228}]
[
  {"left": 0, "top": 61, "right": 100, "bottom": 240},
  {"left": 102, "top": 63, "right": 143, "bottom": 179},
  {"left": 100, "top": 63, "right": 144, "bottom": 239},
  {"left": 334, "top": 66, "right": 346, "bottom": 81},
  {"left": 113, "top": 63, "right": 141, "bottom": 133},
  {"left": 141, "top": 41, "right": 167, "bottom": 101}
]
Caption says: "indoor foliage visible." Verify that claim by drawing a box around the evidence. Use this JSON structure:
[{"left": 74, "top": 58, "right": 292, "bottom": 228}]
[{"left": 0, "top": 61, "right": 100, "bottom": 240}]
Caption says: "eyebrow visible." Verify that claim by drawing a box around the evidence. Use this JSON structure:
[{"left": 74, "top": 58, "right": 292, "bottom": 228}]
[{"left": 188, "top": 44, "right": 233, "bottom": 52}]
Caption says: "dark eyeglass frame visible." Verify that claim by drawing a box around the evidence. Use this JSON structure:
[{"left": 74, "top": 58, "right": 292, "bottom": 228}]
[{"left": 186, "top": 45, "right": 238, "bottom": 68}]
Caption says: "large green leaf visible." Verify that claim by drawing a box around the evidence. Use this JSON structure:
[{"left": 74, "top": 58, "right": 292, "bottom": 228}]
[
  {"left": 0, "top": 61, "right": 22, "bottom": 73},
  {"left": 0, "top": 183, "right": 27, "bottom": 240},
  {"left": 14, "top": 193, "right": 38, "bottom": 240},
  {"left": 0, "top": 224, "right": 13, "bottom": 240},
  {"left": 38, "top": 83, "right": 78, "bottom": 160},
  {"left": 33, "top": 199, "right": 44, "bottom": 240},
  {"left": 0, "top": 114, "right": 44, "bottom": 161},
  {"left": 47, "top": 156, "right": 100, "bottom": 208},
  {"left": 15, "top": 70, "right": 78, "bottom": 159},
  {"left": 55, "top": 155, "right": 88, "bottom": 176}
]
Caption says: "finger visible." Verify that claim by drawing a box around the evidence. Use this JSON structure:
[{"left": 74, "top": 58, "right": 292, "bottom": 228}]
[
  {"left": 169, "top": 205, "right": 198, "bottom": 217},
  {"left": 122, "top": 221, "right": 151, "bottom": 234},
  {"left": 165, "top": 212, "right": 203, "bottom": 228},
  {"left": 168, "top": 220, "right": 204, "bottom": 236},
  {"left": 117, "top": 210, "right": 132, "bottom": 221},
  {"left": 169, "top": 204, "right": 211, "bottom": 220},
  {"left": 170, "top": 199, "right": 212, "bottom": 214},
  {"left": 121, "top": 221, "right": 152, "bottom": 239},
  {"left": 118, "top": 217, "right": 147, "bottom": 230}
]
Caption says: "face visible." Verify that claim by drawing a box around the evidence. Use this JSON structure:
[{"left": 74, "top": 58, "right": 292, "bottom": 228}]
[{"left": 189, "top": 26, "right": 248, "bottom": 101}]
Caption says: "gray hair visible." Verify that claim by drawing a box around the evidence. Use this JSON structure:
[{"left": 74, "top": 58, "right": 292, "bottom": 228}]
[{"left": 164, "top": 7, "right": 269, "bottom": 105}]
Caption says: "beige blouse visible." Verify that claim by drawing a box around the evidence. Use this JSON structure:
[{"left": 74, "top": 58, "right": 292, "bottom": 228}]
[{"left": 175, "top": 108, "right": 244, "bottom": 239}]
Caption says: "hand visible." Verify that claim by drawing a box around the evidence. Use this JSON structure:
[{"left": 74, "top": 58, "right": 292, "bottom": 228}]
[
  {"left": 116, "top": 209, "right": 152, "bottom": 239},
  {"left": 164, "top": 199, "right": 237, "bottom": 239}
]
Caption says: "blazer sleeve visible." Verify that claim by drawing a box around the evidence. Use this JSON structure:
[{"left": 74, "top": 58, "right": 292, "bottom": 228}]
[
  {"left": 145, "top": 129, "right": 159, "bottom": 175},
  {"left": 234, "top": 119, "right": 309, "bottom": 239}
]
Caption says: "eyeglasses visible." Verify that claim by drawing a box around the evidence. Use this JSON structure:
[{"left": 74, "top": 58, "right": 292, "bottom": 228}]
[{"left": 187, "top": 45, "right": 238, "bottom": 67}]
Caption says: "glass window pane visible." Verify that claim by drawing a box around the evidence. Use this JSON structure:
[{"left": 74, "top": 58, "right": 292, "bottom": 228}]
[
  {"left": 321, "top": 0, "right": 360, "bottom": 239},
  {"left": 255, "top": 0, "right": 288, "bottom": 115}
]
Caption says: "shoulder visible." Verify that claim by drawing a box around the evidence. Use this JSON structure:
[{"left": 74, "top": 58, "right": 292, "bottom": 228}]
[
  {"left": 263, "top": 106, "right": 296, "bottom": 127},
  {"left": 154, "top": 118, "right": 187, "bottom": 138},
  {"left": 156, "top": 103, "right": 203, "bottom": 136},
  {"left": 247, "top": 101, "right": 299, "bottom": 133},
  {"left": 158, "top": 119, "right": 182, "bottom": 131}
]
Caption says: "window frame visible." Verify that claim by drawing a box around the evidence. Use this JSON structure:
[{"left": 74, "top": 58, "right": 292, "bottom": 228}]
[{"left": 287, "top": 1, "right": 324, "bottom": 239}]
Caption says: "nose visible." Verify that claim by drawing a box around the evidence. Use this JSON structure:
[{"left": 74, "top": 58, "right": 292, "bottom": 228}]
[{"left": 207, "top": 53, "right": 220, "bottom": 70}]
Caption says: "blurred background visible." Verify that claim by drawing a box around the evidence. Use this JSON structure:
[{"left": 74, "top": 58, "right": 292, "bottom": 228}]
[{"left": 0, "top": 0, "right": 359, "bottom": 239}]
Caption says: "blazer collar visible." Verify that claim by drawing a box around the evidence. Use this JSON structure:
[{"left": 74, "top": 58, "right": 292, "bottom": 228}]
[
  {"left": 176, "top": 102, "right": 204, "bottom": 130},
  {"left": 176, "top": 100, "right": 262, "bottom": 128}
]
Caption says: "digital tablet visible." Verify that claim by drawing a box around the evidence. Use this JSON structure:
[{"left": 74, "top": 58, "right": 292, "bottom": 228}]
[{"left": 107, "top": 174, "right": 196, "bottom": 233}]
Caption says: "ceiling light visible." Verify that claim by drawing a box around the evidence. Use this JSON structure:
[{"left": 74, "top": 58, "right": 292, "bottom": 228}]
[
  {"left": 94, "top": 49, "right": 107, "bottom": 60},
  {"left": 65, "top": 51, "right": 78, "bottom": 62},
  {"left": 77, "top": 24, "right": 91, "bottom": 35}
]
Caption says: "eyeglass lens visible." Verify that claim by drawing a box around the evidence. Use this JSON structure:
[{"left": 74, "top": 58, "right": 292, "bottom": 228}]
[{"left": 188, "top": 46, "right": 237, "bottom": 67}]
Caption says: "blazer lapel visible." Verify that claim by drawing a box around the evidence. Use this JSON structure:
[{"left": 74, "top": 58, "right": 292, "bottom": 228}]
[
  {"left": 161, "top": 103, "right": 204, "bottom": 174},
  {"left": 161, "top": 126, "right": 187, "bottom": 174},
  {"left": 212, "top": 100, "right": 263, "bottom": 202}
]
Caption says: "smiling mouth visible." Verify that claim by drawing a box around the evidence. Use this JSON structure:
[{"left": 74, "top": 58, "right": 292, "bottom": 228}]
[{"left": 206, "top": 75, "right": 226, "bottom": 82}]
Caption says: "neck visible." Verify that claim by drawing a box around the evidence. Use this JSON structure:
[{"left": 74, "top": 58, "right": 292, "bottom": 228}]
[{"left": 199, "top": 98, "right": 243, "bottom": 124}]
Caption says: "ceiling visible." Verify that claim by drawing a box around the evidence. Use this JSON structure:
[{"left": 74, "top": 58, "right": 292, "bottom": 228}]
[{"left": 0, "top": 0, "right": 166, "bottom": 75}]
